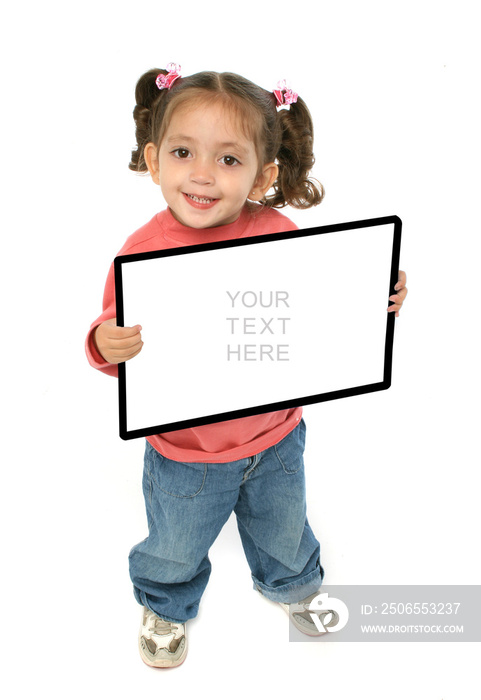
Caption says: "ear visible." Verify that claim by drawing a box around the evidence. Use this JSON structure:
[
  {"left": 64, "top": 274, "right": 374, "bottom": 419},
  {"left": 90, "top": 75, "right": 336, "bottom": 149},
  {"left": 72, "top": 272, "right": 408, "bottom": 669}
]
[
  {"left": 249, "top": 162, "right": 279, "bottom": 201},
  {"left": 144, "top": 142, "right": 160, "bottom": 185}
]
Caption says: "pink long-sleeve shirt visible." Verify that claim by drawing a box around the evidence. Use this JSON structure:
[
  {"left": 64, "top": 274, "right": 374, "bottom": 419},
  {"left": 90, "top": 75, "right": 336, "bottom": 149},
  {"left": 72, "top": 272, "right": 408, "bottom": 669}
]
[{"left": 86, "top": 205, "right": 303, "bottom": 462}]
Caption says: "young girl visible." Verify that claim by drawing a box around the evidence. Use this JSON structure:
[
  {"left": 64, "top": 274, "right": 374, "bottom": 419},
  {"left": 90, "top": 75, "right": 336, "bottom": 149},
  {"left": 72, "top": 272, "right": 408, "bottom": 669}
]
[{"left": 86, "top": 63, "right": 407, "bottom": 668}]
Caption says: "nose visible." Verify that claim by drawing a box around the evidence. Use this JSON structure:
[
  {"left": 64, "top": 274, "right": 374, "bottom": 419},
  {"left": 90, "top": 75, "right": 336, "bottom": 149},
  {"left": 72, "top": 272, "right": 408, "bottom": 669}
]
[{"left": 190, "top": 157, "right": 214, "bottom": 186}]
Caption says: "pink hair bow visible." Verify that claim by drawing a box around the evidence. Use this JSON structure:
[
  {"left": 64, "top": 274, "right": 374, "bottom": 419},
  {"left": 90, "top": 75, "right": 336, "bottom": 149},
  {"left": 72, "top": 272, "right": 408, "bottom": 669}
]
[
  {"left": 156, "top": 63, "right": 182, "bottom": 90},
  {"left": 273, "top": 79, "right": 298, "bottom": 108}
]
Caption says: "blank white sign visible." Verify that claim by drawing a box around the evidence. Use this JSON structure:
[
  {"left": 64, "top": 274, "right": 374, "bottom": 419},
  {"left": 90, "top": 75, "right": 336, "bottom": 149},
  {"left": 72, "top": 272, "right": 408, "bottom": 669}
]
[{"left": 115, "top": 216, "right": 401, "bottom": 439}]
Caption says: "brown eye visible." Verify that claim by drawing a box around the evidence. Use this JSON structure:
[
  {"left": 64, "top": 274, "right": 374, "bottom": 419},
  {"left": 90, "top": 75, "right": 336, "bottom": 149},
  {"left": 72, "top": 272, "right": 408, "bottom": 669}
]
[
  {"left": 220, "top": 155, "right": 239, "bottom": 166},
  {"left": 173, "top": 148, "right": 191, "bottom": 159}
]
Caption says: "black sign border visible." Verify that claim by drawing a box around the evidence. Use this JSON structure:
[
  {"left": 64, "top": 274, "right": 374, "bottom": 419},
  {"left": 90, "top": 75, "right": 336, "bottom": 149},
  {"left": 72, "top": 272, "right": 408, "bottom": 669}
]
[{"left": 115, "top": 215, "right": 402, "bottom": 440}]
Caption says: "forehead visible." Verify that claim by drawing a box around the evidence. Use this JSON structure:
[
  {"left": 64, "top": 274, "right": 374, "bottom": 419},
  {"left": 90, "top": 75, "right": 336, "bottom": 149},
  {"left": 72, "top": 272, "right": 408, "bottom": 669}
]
[{"left": 164, "top": 96, "right": 259, "bottom": 148}]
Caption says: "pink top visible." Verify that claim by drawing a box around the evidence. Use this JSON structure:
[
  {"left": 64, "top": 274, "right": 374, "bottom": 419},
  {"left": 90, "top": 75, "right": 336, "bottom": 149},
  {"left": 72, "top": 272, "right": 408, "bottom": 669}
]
[{"left": 86, "top": 205, "right": 303, "bottom": 462}]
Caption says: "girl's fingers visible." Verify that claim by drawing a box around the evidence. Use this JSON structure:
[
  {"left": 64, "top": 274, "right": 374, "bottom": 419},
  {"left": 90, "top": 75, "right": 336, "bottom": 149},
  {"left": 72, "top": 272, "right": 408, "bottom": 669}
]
[
  {"left": 106, "top": 324, "right": 142, "bottom": 339},
  {"left": 387, "top": 303, "right": 402, "bottom": 313},
  {"left": 394, "top": 270, "right": 407, "bottom": 291},
  {"left": 110, "top": 341, "right": 144, "bottom": 363},
  {"left": 389, "top": 288, "right": 407, "bottom": 305},
  {"left": 388, "top": 272, "right": 408, "bottom": 313},
  {"left": 111, "top": 331, "right": 143, "bottom": 350}
]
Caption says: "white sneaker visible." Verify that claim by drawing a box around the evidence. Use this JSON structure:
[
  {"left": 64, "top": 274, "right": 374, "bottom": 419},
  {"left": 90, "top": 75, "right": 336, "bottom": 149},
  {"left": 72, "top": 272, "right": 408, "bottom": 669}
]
[
  {"left": 280, "top": 591, "right": 337, "bottom": 636},
  {"left": 138, "top": 606, "right": 187, "bottom": 668}
]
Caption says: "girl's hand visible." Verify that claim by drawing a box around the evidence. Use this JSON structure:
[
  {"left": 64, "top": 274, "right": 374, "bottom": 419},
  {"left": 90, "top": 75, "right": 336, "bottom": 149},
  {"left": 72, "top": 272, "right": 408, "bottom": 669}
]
[
  {"left": 94, "top": 318, "right": 143, "bottom": 364},
  {"left": 387, "top": 270, "right": 408, "bottom": 318}
]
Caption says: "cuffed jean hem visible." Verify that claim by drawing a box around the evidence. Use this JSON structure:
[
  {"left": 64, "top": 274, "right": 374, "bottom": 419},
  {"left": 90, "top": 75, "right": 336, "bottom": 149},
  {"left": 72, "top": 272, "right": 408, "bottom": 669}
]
[
  {"left": 252, "top": 567, "right": 324, "bottom": 604},
  {"left": 133, "top": 587, "right": 190, "bottom": 625}
]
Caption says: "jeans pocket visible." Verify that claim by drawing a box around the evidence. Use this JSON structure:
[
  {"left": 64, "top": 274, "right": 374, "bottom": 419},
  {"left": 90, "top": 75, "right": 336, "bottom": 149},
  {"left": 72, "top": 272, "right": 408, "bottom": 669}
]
[
  {"left": 146, "top": 445, "right": 207, "bottom": 498},
  {"left": 274, "top": 418, "right": 306, "bottom": 474}
]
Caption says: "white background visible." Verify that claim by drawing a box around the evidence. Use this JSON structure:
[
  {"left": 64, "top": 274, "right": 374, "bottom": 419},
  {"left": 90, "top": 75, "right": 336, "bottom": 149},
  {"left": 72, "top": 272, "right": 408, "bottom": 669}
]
[{"left": 1, "top": 1, "right": 479, "bottom": 698}]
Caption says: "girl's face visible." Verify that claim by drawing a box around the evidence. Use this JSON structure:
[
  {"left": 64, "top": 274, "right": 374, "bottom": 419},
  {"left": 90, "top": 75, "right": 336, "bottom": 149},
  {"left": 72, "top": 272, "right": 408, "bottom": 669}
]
[{"left": 145, "top": 100, "right": 277, "bottom": 229}]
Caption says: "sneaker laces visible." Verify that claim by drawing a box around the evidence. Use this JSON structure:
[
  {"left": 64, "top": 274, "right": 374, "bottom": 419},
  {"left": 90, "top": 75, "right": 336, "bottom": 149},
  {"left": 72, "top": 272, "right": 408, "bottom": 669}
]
[{"left": 150, "top": 616, "right": 179, "bottom": 636}]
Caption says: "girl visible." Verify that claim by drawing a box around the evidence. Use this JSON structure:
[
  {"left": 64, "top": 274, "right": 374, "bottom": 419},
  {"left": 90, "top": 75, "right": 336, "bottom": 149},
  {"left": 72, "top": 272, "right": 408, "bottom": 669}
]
[{"left": 86, "top": 64, "right": 407, "bottom": 668}]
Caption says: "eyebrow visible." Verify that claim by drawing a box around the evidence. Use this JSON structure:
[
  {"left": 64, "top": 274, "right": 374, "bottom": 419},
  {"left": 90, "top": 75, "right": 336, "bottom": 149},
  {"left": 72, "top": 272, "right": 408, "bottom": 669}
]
[
  {"left": 166, "top": 135, "right": 249, "bottom": 155},
  {"left": 165, "top": 135, "right": 194, "bottom": 144}
]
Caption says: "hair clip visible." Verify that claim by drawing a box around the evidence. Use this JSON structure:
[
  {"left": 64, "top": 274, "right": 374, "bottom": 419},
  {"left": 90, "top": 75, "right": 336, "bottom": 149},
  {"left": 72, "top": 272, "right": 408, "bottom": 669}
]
[
  {"left": 156, "top": 63, "right": 182, "bottom": 90},
  {"left": 273, "top": 79, "right": 298, "bottom": 108}
]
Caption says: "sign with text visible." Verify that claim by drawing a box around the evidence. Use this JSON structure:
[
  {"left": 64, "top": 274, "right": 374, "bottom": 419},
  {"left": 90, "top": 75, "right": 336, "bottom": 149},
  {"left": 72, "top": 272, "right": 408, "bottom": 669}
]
[{"left": 114, "top": 216, "right": 401, "bottom": 439}]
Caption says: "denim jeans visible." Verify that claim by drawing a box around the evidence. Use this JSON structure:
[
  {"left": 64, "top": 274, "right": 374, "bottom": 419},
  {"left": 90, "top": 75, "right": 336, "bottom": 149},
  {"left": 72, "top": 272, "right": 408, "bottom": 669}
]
[{"left": 129, "top": 418, "right": 323, "bottom": 623}]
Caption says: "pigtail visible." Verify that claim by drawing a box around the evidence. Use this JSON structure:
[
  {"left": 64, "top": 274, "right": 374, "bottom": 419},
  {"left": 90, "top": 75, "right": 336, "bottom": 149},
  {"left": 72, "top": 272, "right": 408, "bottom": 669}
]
[
  {"left": 265, "top": 97, "right": 324, "bottom": 209},
  {"left": 129, "top": 68, "right": 167, "bottom": 172}
]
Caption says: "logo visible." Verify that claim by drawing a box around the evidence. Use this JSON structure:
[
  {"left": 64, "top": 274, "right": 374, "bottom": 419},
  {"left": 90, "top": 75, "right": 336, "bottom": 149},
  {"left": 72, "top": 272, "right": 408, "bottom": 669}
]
[{"left": 307, "top": 593, "right": 349, "bottom": 634}]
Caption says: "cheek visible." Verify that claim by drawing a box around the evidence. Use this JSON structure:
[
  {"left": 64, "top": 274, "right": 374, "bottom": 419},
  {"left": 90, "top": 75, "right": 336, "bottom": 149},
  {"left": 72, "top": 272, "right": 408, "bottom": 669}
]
[
  {"left": 235, "top": 166, "right": 258, "bottom": 190},
  {"left": 159, "top": 161, "right": 180, "bottom": 187}
]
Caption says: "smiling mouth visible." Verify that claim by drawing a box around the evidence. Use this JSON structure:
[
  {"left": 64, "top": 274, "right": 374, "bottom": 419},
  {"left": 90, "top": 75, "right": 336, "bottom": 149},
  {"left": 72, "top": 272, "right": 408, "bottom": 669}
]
[{"left": 185, "top": 193, "right": 218, "bottom": 204}]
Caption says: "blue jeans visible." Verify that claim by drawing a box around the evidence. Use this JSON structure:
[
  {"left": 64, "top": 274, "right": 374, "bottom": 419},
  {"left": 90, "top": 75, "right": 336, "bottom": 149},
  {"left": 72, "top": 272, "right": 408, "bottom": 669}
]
[{"left": 129, "top": 419, "right": 323, "bottom": 623}]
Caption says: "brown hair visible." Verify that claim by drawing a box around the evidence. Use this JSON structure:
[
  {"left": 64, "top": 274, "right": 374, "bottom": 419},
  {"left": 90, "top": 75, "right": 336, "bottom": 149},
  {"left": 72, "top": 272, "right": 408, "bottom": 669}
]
[{"left": 129, "top": 68, "right": 324, "bottom": 209}]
